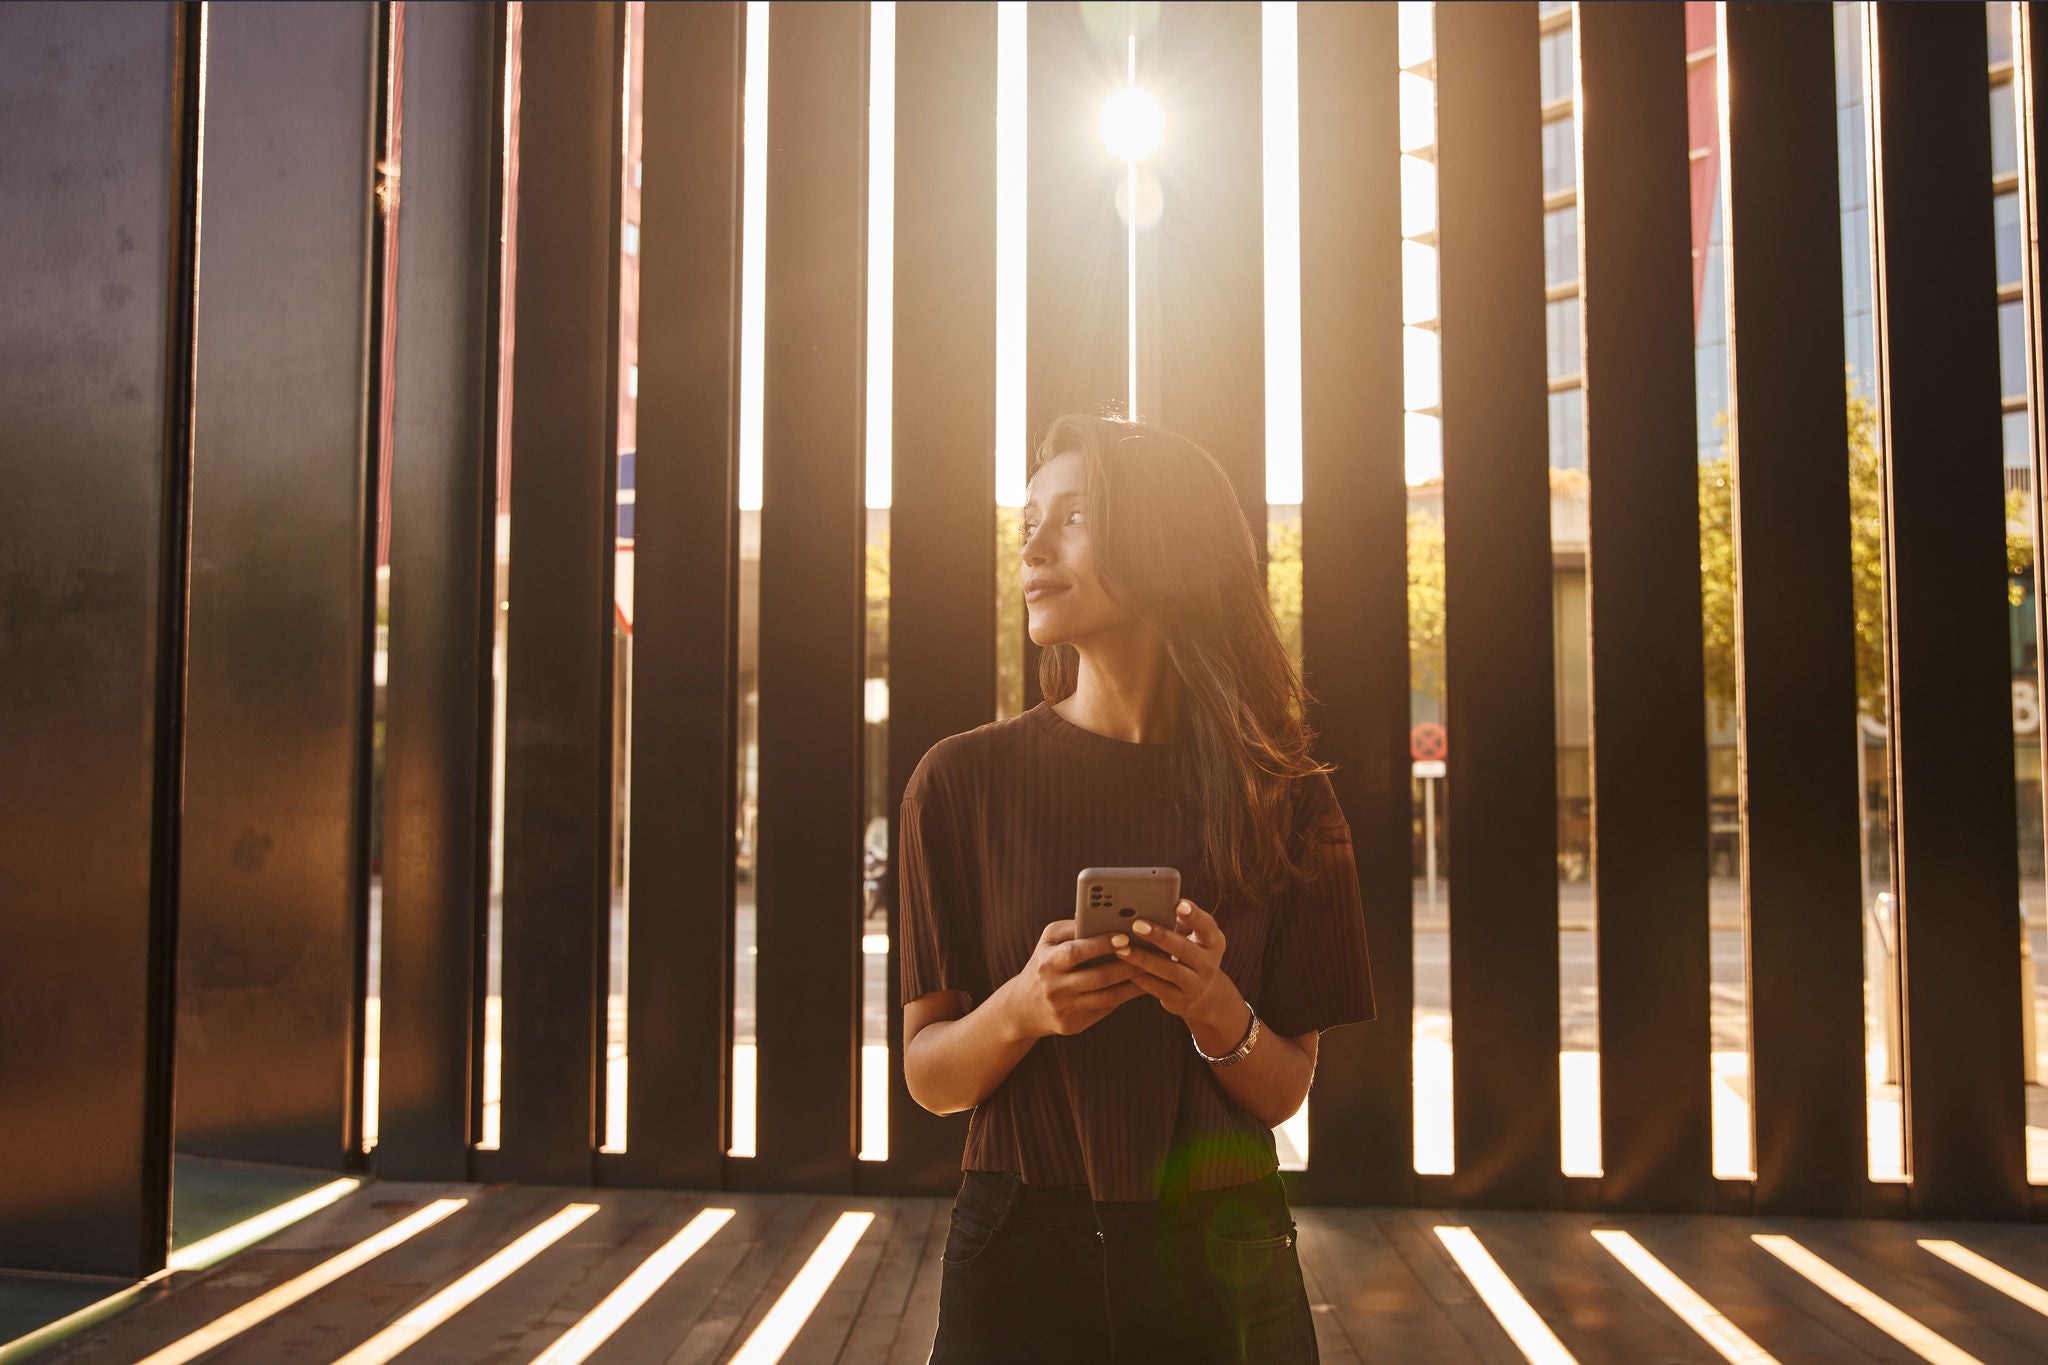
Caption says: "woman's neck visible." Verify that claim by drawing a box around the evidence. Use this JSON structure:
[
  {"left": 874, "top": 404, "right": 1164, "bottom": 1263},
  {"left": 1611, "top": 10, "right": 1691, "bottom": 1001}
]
[{"left": 1055, "top": 631, "right": 1180, "bottom": 744}]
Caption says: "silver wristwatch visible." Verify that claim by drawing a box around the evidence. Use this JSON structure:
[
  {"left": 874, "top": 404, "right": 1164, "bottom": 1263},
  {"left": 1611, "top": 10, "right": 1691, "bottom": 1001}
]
[{"left": 1194, "top": 1004, "right": 1261, "bottom": 1067}]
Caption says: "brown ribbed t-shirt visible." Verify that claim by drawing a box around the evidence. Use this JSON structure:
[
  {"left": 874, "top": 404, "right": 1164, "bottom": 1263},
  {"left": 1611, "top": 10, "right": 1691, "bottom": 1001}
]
[{"left": 899, "top": 700, "right": 1377, "bottom": 1201}]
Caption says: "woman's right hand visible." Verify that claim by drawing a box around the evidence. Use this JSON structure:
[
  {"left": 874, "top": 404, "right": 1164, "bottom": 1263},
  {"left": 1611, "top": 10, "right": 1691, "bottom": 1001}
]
[
  {"left": 903, "top": 920, "right": 1146, "bottom": 1116},
  {"left": 1004, "top": 919, "right": 1148, "bottom": 1040}
]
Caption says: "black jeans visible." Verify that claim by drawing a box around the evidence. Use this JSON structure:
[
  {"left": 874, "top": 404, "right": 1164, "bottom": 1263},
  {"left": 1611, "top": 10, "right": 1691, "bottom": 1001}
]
[{"left": 929, "top": 1169, "right": 1319, "bottom": 1364}]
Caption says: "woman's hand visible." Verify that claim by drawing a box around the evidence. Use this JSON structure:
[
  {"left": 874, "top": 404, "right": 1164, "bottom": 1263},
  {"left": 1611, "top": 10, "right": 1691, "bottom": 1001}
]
[
  {"left": 907, "top": 918, "right": 1137, "bottom": 1113},
  {"left": 1116, "top": 899, "right": 1251, "bottom": 1053},
  {"left": 1003, "top": 918, "right": 1148, "bottom": 1041}
]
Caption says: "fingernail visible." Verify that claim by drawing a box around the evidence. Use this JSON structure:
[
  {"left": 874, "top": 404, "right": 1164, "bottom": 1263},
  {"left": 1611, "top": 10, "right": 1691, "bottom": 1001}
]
[
  {"left": 1115, "top": 947, "right": 1131, "bottom": 957},
  {"left": 1111, "top": 933, "right": 1130, "bottom": 948},
  {"left": 1132, "top": 920, "right": 1153, "bottom": 934},
  {"left": 1176, "top": 901, "right": 1191, "bottom": 916}
]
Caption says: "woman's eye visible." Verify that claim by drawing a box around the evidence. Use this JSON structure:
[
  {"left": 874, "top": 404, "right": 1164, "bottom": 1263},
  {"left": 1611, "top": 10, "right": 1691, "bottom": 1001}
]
[{"left": 1020, "top": 509, "right": 1079, "bottom": 538}]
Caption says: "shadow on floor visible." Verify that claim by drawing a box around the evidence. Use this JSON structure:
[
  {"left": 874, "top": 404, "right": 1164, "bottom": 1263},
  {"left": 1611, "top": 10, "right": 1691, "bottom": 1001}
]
[{"left": 0, "top": 1155, "right": 344, "bottom": 1362}]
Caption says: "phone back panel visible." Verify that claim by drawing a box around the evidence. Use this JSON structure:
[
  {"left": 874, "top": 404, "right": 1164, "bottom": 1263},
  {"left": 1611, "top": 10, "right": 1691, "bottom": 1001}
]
[{"left": 1073, "top": 866, "right": 1182, "bottom": 939}]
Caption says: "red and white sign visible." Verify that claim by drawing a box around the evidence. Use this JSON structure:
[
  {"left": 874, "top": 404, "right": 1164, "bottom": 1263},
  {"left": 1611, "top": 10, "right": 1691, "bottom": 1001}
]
[{"left": 1410, "top": 722, "right": 1447, "bottom": 763}]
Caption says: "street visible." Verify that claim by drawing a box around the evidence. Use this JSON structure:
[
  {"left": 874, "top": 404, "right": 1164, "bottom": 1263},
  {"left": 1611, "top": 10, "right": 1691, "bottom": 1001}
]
[{"left": 364, "top": 877, "right": 2048, "bottom": 1174}]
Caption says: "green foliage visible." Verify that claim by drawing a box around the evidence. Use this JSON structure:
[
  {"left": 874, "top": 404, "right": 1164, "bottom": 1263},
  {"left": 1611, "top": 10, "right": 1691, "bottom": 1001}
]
[
  {"left": 1844, "top": 388, "right": 1889, "bottom": 719},
  {"left": 1267, "top": 518, "right": 1304, "bottom": 668},
  {"left": 1407, "top": 507, "right": 1447, "bottom": 706},
  {"left": 866, "top": 530, "right": 889, "bottom": 646},
  {"left": 1266, "top": 509, "right": 1445, "bottom": 706},
  {"left": 2009, "top": 485, "right": 2034, "bottom": 606},
  {"left": 864, "top": 512, "right": 1029, "bottom": 717},
  {"left": 875, "top": 403, "right": 2043, "bottom": 734},
  {"left": 1698, "top": 384, "right": 2032, "bottom": 723},
  {"left": 875, "top": 508, "right": 1439, "bottom": 716},
  {"left": 1698, "top": 432, "right": 1738, "bottom": 724}
]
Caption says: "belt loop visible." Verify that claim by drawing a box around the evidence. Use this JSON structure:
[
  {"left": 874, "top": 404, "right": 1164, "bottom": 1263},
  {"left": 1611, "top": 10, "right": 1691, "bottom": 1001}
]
[{"left": 1000, "top": 1170, "right": 1023, "bottom": 1220}]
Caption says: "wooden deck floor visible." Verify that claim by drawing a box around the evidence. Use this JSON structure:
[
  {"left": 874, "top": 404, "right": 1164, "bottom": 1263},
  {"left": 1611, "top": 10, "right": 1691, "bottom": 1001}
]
[{"left": 32, "top": 1180, "right": 2048, "bottom": 1363}]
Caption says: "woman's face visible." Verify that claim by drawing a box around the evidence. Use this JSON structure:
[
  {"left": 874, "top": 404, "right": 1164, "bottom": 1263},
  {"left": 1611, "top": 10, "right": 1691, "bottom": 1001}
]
[{"left": 1021, "top": 451, "right": 1138, "bottom": 648}]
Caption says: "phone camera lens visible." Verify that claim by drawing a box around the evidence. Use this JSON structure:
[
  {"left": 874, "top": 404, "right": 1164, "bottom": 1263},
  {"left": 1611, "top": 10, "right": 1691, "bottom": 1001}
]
[{"left": 1119, "top": 907, "right": 1135, "bottom": 918}]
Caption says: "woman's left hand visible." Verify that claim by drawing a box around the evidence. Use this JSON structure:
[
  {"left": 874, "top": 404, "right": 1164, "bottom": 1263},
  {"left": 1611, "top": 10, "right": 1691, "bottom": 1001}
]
[{"left": 1116, "top": 899, "right": 1242, "bottom": 1030}]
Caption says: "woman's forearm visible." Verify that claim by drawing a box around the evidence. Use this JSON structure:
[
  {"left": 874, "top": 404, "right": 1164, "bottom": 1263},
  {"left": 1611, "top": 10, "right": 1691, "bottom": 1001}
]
[
  {"left": 1187, "top": 988, "right": 1316, "bottom": 1130},
  {"left": 906, "top": 920, "right": 1147, "bottom": 1116},
  {"left": 904, "top": 977, "right": 1040, "bottom": 1116}
]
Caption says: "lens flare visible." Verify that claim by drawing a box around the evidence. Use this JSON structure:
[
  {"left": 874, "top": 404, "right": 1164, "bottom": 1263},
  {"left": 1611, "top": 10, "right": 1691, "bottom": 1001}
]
[{"left": 1099, "top": 86, "right": 1164, "bottom": 161}]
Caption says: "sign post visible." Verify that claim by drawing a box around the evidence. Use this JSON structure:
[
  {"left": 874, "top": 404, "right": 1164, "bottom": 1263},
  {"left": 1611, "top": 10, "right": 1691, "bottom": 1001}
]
[{"left": 1411, "top": 723, "right": 1448, "bottom": 912}]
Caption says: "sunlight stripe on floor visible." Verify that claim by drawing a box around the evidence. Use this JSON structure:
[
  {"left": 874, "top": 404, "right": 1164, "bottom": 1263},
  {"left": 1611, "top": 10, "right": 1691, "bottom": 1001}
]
[
  {"left": 133, "top": 1198, "right": 467, "bottom": 1365},
  {"left": 527, "top": 1208, "right": 738, "bottom": 1365},
  {"left": 330, "top": 1202, "right": 600, "bottom": 1365},
  {"left": 1433, "top": 1226, "right": 1580, "bottom": 1365},
  {"left": 168, "top": 1178, "right": 362, "bottom": 1272},
  {"left": 1751, "top": 1234, "right": 1984, "bottom": 1365},
  {"left": 728, "top": 1212, "right": 876, "bottom": 1365},
  {"left": 1918, "top": 1239, "right": 2048, "bottom": 1319},
  {"left": 1591, "top": 1229, "right": 1777, "bottom": 1364}
]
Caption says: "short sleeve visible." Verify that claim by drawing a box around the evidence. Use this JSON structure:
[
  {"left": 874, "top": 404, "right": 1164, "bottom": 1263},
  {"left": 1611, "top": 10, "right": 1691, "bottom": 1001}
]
[
  {"left": 1253, "top": 774, "right": 1377, "bottom": 1039},
  {"left": 898, "top": 790, "right": 990, "bottom": 1010}
]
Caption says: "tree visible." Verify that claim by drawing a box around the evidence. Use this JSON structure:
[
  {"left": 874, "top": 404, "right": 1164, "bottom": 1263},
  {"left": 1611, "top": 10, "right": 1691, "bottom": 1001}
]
[
  {"left": 1697, "top": 430, "right": 1739, "bottom": 724},
  {"left": 1267, "top": 517, "right": 1304, "bottom": 666},
  {"left": 866, "top": 528, "right": 889, "bottom": 655},
  {"left": 1406, "top": 506, "right": 1447, "bottom": 707},
  {"left": 1698, "top": 384, "right": 2032, "bottom": 724},
  {"left": 1263, "top": 507, "right": 1445, "bottom": 706},
  {"left": 865, "top": 514, "right": 1029, "bottom": 717},
  {"left": 884, "top": 507, "right": 1445, "bottom": 714}
]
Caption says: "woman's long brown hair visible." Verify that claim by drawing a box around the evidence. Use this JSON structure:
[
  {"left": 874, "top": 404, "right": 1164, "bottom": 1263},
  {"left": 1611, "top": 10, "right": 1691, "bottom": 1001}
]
[{"left": 1033, "top": 412, "right": 1331, "bottom": 908}]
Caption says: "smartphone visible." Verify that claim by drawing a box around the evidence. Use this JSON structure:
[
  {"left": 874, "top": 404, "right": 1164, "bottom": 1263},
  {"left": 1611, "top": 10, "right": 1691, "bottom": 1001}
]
[{"left": 1074, "top": 867, "right": 1182, "bottom": 958}]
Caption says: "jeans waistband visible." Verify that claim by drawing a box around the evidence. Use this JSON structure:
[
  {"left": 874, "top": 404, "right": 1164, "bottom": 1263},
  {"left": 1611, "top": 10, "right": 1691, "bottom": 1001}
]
[{"left": 960, "top": 1168, "right": 1291, "bottom": 1232}]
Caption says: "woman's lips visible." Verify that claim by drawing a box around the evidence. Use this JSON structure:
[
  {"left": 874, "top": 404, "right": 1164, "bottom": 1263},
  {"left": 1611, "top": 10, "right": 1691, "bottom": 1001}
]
[{"left": 1024, "top": 584, "right": 1068, "bottom": 602}]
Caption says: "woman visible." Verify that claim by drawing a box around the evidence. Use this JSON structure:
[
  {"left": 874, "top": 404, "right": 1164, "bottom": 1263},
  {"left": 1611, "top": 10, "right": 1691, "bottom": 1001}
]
[{"left": 899, "top": 413, "right": 1377, "bottom": 1363}]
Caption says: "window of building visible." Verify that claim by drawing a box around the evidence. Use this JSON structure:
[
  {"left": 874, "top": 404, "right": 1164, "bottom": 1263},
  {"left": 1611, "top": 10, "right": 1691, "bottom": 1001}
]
[
  {"left": 1404, "top": 239, "right": 1439, "bottom": 326},
  {"left": 2001, "top": 298, "right": 2027, "bottom": 400},
  {"left": 1840, "top": 209, "right": 1873, "bottom": 320},
  {"left": 1997, "top": 191, "right": 2022, "bottom": 288},
  {"left": 1405, "top": 324, "right": 1441, "bottom": 412},
  {"left": 2006, "top": 408, "right": 2030, "bottom": 468},
  {"left": 1992, "top": 79, "right": 2018, "bottom": 180},
  {"left": 1544, "top": 206, "right": 1578, "bottom": 287},
  {"left": 1698, "top": 186, "right": 1727, "bottom": 347},
  {"left": 1540, "top": 26, "right": 1573, "bottom": 107},
  {"left": 1696, "top": 339, "right": 1730, "bottom": 460},
  {"left": 1546, "top": 297, "right": 1581, "bottom": 382},
  {"left": 1543, "top": 115, "right": 1576, "bottom": 196},
  {"left": 1400, "top": 70, "right": 1435, "bottom": 153},
  {"left": 1989, "top": 0, "right": 2014, "bottom": 66},
  {"left": 1548, "top": 385, "right": 1584, "bottom": 470},
  {"left": 1401, "top": 155, "right": 1437, "bottom": 237},
  {"left": 1399, "top": 1, "right": 1434, "bottom": 69}
]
